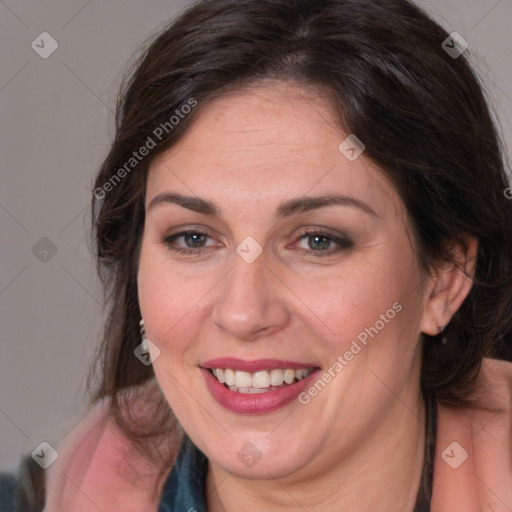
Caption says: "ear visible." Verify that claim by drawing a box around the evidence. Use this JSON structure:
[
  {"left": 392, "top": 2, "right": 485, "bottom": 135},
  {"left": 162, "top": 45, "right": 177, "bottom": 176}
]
[{"left": 420, "top": 236, "right": 478, "bottom": 336}]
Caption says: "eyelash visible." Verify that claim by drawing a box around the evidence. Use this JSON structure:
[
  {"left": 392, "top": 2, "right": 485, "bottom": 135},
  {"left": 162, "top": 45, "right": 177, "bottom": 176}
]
[{"left": 162, "top": 227, "right": 353, "bottom": 258}]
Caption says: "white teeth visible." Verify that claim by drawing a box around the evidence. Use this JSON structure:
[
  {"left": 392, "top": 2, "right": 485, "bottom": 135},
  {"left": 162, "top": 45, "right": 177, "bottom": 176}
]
[
  {"left": 269, "top": 369, "right": 284, "bottom": 386},
  {"left": 235, "top": 371, "right": 253, "bottom": 388},
  {"left": 225, "top": 369, "right": 235, "bottom": 386},
  {"left": 295, "top": 368, "right": 313, "bottom": 380},
  {"left": 239, "top": 387, "right": 268, "bottom": 394},
  {"left": 252, "top": 370, "right": 270, "bottom": 388},
  {"left": 284, "top": 369, "right": 295, "bottom": 384},
  {"left": 211, "top": 367, "right": 314, "bottom": 392},
  {"left": 214, "top": 368, "right": 226, "bottom": 383}
]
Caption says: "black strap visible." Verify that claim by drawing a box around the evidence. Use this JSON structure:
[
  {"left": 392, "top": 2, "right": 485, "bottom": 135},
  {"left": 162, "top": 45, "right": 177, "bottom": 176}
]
[{"left": 412, "top": 389, "right": 437, "bottom": 512}]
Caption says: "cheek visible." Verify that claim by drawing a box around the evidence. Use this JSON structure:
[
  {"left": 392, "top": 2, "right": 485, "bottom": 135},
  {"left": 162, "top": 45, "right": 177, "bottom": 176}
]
[
  {"left": 303, "top": 254, "right": 423, "bottom": 421},
  {"left": 137, "top": 242, "right": 215, "bottom": 354},
  {"left": 308, "top": 249, "right": 420, "bottom": 349}
]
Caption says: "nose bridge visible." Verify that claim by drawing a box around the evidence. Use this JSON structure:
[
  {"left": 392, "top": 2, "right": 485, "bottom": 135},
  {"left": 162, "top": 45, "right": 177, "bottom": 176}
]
[{"left": 211, "top": 247, "right": 290, "bottom": 340}]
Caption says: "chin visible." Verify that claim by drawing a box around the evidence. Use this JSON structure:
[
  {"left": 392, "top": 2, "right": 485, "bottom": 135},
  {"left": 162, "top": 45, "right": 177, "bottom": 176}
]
[{"left": 203, "top": 434, "right": 312, "bottom": 480}]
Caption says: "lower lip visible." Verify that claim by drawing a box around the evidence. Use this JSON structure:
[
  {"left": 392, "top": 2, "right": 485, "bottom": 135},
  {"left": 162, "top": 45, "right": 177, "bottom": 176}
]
[{"left": 201, "top": 367, "right": 320, "bottom": 414}]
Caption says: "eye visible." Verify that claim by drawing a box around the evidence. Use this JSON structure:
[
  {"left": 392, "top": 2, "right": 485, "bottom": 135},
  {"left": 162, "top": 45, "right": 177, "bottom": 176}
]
[
  {"left": 162, "top": 227, "right": 353, "bottom": 258},
  {"left": 162, "top": 229, "right": 219, "bottom": 255},
  {"left": 294, "top": 228, "right": 353, "bottom": 258}
]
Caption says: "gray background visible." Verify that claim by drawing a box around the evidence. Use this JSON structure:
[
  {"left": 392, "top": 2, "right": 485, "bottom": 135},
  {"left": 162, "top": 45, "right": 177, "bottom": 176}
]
[{"left": 1, "top": 0, "right": 511, "bottom": 473}]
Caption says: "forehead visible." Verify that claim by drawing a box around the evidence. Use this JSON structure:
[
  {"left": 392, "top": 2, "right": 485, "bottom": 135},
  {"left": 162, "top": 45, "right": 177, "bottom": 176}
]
[{"left": 147, "top": 82, "right": 398, "bottom": 219}]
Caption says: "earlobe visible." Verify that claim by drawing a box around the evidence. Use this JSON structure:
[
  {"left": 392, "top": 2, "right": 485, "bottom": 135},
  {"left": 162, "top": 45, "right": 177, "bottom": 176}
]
[{"left": 420, "top": 236, "right": 478, "bottom": 336}]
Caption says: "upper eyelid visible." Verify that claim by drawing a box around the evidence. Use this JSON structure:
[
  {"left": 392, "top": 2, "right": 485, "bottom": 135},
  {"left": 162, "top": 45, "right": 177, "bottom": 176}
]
[
  {"left": 166, "top": 226, "right": 347, "bottom": 238},
  {"left": 166, "top": 229, "right": 218, "bottom": 244},
  {"left": 295, "top": 226, "right": 349, "bottom": 238}
]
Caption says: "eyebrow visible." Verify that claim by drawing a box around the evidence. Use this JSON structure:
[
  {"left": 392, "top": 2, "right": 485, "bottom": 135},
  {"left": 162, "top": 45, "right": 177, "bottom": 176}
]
[{"left": 148, "top": 192, "right": 378, "bottom": 218}]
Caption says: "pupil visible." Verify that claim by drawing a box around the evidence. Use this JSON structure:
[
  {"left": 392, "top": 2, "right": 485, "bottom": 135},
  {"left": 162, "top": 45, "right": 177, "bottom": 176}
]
[
  {"left": 186, "top": 233, "right": 205, "bottom": 247},
  {"left": 310, "top": 235, "right": 329, "bottom": 250}
]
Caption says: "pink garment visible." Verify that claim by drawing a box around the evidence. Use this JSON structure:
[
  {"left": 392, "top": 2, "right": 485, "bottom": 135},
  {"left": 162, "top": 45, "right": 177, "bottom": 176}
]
[
  {"left": 44, "top": 357, "right": 512, "bottom": 511},
  {"left": 43, "top": 394, "right": 173, "bottom": 512}
]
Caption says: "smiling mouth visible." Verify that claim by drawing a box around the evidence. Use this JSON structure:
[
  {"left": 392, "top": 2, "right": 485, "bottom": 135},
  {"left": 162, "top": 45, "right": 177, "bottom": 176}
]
[{"left": 208, "top": 367, "right": 315, "bottom": 394}]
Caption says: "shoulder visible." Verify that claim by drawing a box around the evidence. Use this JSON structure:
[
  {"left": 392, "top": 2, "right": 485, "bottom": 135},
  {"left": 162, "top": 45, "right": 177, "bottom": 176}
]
[{"left": 44, "top": 381, "right": 181, "bottom": 512}]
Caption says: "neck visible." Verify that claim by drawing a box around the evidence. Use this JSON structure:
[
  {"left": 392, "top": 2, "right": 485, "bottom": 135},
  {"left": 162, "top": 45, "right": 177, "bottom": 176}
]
[{"left": 206, "top": 393, "right": 426, "bottom": 512}]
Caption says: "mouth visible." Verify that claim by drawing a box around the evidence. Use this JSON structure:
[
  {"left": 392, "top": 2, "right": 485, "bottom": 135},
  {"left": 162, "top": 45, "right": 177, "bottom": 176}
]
[{"left": 201, "top": 358, "right": 321, "bottom": 414}]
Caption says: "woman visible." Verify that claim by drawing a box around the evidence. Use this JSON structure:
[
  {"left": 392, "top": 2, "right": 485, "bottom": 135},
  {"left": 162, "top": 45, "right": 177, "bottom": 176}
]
[{"left": 44, "top": 0, "right": 512, "bottom": 510}]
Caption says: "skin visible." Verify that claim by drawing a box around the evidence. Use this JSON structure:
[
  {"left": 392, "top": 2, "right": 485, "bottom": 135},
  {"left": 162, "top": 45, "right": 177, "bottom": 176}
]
[{"left": 137, "top": 81, "right": 476, "bottom": 511}]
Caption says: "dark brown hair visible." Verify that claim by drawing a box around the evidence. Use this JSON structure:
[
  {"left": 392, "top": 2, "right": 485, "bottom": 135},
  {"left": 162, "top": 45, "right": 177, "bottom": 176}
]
[{"left": 89, "top": 0, "right": 512, "bottom": 506}]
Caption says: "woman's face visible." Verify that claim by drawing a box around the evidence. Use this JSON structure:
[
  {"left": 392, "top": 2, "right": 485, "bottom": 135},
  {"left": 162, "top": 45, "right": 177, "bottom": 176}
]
[{"left": 138, "top": 82, "right": 431, "bottom": 479}]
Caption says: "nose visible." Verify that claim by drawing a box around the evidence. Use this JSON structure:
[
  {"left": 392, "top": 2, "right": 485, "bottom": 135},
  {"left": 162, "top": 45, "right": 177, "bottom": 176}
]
[{"left": 211, "top": 249, "right": 291, "bottom": 341}]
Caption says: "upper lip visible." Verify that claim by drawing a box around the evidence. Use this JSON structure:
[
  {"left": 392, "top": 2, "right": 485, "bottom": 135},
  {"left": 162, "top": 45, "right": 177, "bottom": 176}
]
[{"left": 201, "top": 357, "right": 319, "bottom": 372}]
